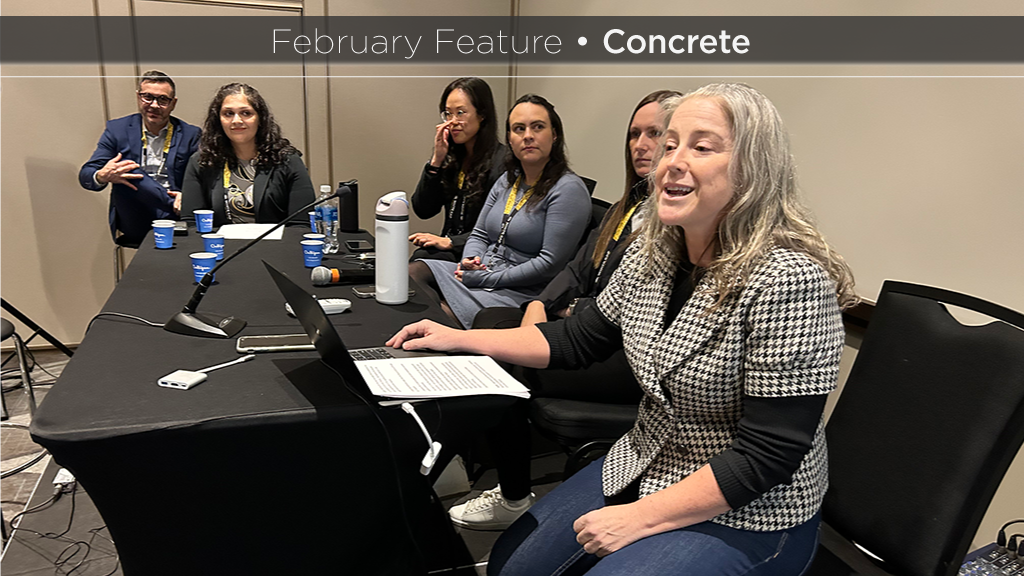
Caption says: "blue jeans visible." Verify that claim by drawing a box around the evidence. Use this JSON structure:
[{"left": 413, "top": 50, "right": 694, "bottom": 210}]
[{"left": 488, "top": 457, "right": 821, "bottom": 576}]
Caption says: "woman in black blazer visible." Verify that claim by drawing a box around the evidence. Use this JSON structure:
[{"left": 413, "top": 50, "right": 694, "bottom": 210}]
[
  {"left": 408, "top": 77, "right": 507, "bottom": 262},
  {"left": 182, "top": 83, "right": 314, "bottom": 227},
  {"left": 388, "top": 83, "right": 859, "bottom": 576}
]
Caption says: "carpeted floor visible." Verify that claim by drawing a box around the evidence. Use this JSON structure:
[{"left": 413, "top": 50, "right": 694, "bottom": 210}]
[{"left": 2, "top": 348, "right": 65, "bottom": 532}]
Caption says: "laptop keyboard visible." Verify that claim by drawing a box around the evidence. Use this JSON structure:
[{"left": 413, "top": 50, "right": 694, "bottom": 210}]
[{"left": 349, "top": 347, "right": 395, "bottom": 361}]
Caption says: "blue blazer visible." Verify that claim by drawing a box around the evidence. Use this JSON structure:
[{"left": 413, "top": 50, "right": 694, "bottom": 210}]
[{"left": 79, "top": 114, "right": 201, "bottom": 247}]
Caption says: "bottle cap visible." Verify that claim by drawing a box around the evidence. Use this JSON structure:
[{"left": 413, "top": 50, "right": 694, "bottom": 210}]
[{"left": 376, "top": 191, "right": 409, "bottom": 219}]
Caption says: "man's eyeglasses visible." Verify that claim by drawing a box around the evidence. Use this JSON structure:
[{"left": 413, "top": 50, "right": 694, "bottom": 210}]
[
  {"left": 441, "top": 109, "right": 471, "bottom": 123},
  {"left": 138, "top": 92, "right": 174, "bottom": 107}
]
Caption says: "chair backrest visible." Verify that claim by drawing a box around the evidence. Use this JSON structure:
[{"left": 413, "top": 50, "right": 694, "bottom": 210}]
[
  {"left": 823, "top": 281, "right": 1024, "bottom": 576},
  {"left": 580, "top": 176, "right": 598, "bottom": 196},
  {"left": 590, "top": 197, "right": 611, "bottom": 229}
]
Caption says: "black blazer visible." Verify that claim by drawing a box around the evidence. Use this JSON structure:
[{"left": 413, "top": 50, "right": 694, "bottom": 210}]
[
  {"left": 181, "top": 151, "right": 315, "bottom": 227},
  {"left": 410, "top": 143, "right": 508, "bottom": 257}
]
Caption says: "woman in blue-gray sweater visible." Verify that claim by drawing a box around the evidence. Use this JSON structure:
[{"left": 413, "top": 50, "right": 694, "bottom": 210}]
[{"left": 410, "top": 94, "right": 591, "bottom": 328}]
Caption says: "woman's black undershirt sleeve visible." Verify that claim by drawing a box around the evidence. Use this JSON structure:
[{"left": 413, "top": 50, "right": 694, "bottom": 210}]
[
  {"left": 709, "top": 394, "right": 828, "bottom": 509},
  {"left": 535, "top": 303, "right": 623, "bottom": 370}
]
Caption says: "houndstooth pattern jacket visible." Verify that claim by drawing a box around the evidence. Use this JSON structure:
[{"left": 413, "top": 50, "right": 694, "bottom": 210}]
[{"left": 596, "top": 241, "right": 845, "bottom": 532}]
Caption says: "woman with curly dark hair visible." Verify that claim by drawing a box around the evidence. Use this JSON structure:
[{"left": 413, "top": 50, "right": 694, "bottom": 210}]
[
  {"left": 409, "top": 77, "right": 506, "bottom": 262},
  {"left": 182, "top": 83, "right": 314, "bottom": 226}
]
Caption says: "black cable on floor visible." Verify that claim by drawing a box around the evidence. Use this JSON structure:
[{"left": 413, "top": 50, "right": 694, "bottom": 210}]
[{"left": 8, "top": 482, "right": 120, "bottom": 575}]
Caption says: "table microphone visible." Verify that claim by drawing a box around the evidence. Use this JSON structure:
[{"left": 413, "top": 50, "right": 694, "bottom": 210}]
[
  {"left": 311, "top": 266, "right": 374, "bottom": 286},
  {"left": 163, "top": 183, "right": 355, "bottom": 339}
]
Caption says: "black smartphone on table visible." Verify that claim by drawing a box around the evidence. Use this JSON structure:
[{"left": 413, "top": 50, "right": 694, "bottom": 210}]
[{"left": 345, "top": 239, "right": 373, "bottom": 252}]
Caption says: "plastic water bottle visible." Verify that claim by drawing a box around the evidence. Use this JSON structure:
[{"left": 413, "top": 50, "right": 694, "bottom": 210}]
[
  {"left": 374, "top": 191, "right": 409, "bottom": 305},
  {"left": 315, "top": 185, "right": 340, "bottom": 254}
]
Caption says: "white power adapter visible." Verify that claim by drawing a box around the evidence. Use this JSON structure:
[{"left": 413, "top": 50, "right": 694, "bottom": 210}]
[
  {"left": 401, "top": 402, "right": 442, "bottom": 476},
  {"left": 157, "top": 354, "right": 255, "bottom": 390},
  {"left": 421, "top": 441, "right": 442, "bottom": 476},
  {"left": 158, "top": 370, "right": 208, "bottom": 390}
]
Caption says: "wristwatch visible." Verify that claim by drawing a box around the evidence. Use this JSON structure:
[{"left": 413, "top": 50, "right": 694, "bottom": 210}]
[{"left": 568, "top": 298, "right": 580, "bottom": 316}]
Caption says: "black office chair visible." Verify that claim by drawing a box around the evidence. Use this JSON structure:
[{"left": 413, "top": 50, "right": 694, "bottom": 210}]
[
  {"left": 529, "top": 397, "right": 637, "bottom": 478},
  {"left": 114, "top": 235, "right": 140, "bottom": 283},
  {"left": 805, "top": 281, "right": 1024, "bottom": 576},
  {"left": 580, "top": 176, "right": 597, "bottom": 197},
  {"left": 588, "top": 197, "right": 611, "bottom": 232}
]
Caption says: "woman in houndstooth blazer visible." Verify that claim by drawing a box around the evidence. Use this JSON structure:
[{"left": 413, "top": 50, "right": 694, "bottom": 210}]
[{"left": 388, "top": 83, "right": 858, "bottom": 576}]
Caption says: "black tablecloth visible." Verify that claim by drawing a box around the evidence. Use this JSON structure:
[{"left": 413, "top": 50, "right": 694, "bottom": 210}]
[{"left": 30, "top": 225, "right": 511, "bottom": 575}]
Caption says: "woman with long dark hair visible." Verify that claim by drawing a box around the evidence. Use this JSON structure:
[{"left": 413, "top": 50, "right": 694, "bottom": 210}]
[
  {"left": 409, "top": 94, "right": 592, "bottom": 328},
  {"left": 409, "top": 77, "right": 506, "bottom": 262},
  {"left": 182, "top": 83, "right": 314, "bottom": 226}
]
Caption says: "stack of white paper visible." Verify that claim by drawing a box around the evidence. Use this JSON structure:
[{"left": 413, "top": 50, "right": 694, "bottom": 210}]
[
  {"left": 216, "top": 223, "right": 284, "bottom": 240},
  {"left": 355, "top": 355, "right": 530, "bottom": 400}
]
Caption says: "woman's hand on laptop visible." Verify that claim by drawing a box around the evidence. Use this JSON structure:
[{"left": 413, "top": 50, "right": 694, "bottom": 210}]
[
  {"left": 387, "top": 320, "right": 463, "bottom": 352},
  {"left": 388, "top": 320, "right": 550, "bottom": 369}
]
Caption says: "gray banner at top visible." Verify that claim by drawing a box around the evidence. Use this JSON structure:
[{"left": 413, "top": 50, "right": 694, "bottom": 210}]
[{"left": 2, "top": 16, "right": 1022, "bottom": 64}]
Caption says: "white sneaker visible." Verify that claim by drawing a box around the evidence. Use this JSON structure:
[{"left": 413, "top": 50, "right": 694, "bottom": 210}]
[{"left": 448, "top": 485, "right": 536, "bottom": 531}]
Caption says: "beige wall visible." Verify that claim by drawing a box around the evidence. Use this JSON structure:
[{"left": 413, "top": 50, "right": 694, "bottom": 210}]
[
  {"left": 2, "top": 0, "right": 1023, "bottom": 556},
  {"left": 1, "top": 0, "right": 114, "bottom": 347}
]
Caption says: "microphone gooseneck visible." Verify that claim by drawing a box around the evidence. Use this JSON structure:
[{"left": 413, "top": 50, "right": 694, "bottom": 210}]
[{"left": 164, "top": 185, "right": 352, "bottom": 338}]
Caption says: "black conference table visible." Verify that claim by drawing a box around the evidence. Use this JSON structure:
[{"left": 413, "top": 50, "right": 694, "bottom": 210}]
[{"left": 30, "top": 224, "right": 513, "bottom": 575}]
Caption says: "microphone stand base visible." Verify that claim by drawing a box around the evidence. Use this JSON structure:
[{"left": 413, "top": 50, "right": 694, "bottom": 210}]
[{"left": 164, "top": 312, "right": 246, "bottom": 339}]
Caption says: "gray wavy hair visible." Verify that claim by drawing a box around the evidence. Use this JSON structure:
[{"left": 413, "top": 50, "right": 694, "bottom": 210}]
[{"left": 637, "top": 82, "right": 858, "bottom": 310}]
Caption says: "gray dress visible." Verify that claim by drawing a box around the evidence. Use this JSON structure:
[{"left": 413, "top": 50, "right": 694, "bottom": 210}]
[{"left": 423, "top": 171, "right": 591, "bottom": 327}]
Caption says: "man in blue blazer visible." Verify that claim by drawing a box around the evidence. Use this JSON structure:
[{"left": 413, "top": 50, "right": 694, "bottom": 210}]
[{"left": 79, "top": 71, "right": 201, "bottom": 247}]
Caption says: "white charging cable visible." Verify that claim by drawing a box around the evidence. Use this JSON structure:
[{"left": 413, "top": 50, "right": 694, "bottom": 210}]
[
  {"left": 197, "top": 354, "right": 256, "bottom": 373},
  {"left": 401, "top": 402, "right": 442, "bottom": 476},
  {"left": 157, "top": 354, "right": 257, "bottom": 390}
]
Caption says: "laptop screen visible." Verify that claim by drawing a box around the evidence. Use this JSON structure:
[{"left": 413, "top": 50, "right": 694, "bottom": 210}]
[{"left": 262, "top": 261, "right": 373, "bottom": 401}]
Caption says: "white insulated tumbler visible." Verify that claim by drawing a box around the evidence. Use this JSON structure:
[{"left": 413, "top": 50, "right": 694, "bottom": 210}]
[{"left": 374, "top": 191, "right": 410, "bottom": 305}]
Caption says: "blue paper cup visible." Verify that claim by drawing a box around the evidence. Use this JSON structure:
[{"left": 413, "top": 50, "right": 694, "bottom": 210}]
[
  {"left": 303, "top": 233, "right": 326, "bottom": 244},
  {"left": 308, "top": 211, "right": 318, "bottom": 232},
  {"left": 194, "top": 209, "right": 214, "bottom": 233},
  {"left": 301, "top": 240, "right": 324, "bottom": 268},
  {"left": 190, "top": 252, "right": 217, "bottom": 283},
  {"left": 202, "top": 234, "right": 225, "bottom": 260},
  {"left": 152, "top": 220, "right": 175, "bottom": 249}
]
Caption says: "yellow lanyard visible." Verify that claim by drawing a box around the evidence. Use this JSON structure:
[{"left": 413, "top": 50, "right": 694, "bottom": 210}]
[
  {"left": 503, "top": 177, "right": 533, "bottom": 215},
  {"left": 612, "top": 203, "right": 639, "bottom": 241},
  {"left": 222, "top": 160, "right": 257, "bottom": 189},
  {"left": 447, "top": 171, "right": 469, "bottom": 235},
  {"left": 141, "top": 122, "right": 173, "bottom": 155},
  {"left": 141, "top": 122, "right": 173, "bottom": 174},
  {"left": 595, "top": 201, "right": 641, "bottom": 282},
  {"left": 495, "top": 177, "right": 534, "bottom": 249}
]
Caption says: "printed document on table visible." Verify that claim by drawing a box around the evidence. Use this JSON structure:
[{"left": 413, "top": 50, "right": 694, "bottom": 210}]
[
  {"left": 216, "top": 223, "right": 284, "bottom": 240},
  {"left": 356, "top": 355, "right": 530, "bottom": 399}
]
